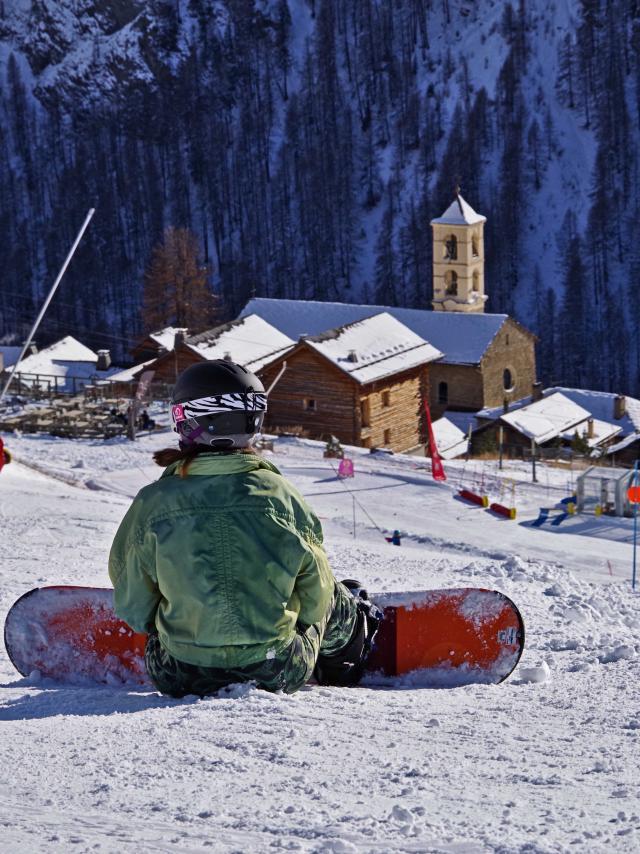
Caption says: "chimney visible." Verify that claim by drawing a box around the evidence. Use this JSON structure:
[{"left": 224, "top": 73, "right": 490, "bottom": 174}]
[
  {"left": 587, "top": 417, "right": 594, "bottom": 439},
  {"left": 531, "top": 381, "right": 543, "bottom": 402},
  {"left": 614, "top": 394, "right": 626, "bottom": 420},
  {"left": 174, "top": 331, "right": 186, "bottom": 349},
  {"left": 347, "top": 350, "right": 358, "bottom": 363},
  {"left": 96, "top": 349, "right": 111, "bottom": 371}
]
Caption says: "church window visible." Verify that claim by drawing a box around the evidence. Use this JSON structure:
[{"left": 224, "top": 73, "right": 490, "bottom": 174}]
[
  {"left": 472, "top": 271, "right": 480, "bottom": 292},
  {"left": 444, "top": 234, "right": 457, "bottom": 260},
  {"left": 438, "top": 382, "right": 449, "bottom": 404},
  {"left": 445, "top": 270, "right": 458, "bottom": 296},
  {"left": 503, "top": 369, "right": 515, "bottom": 392},
  {"left": 472, "top": 234, "right": 479, "bottom": 257}
]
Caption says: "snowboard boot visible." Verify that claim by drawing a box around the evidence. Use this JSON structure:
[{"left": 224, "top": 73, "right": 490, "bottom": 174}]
[{"left": 314, "top": 581, "right": 383, "bottom": 686}]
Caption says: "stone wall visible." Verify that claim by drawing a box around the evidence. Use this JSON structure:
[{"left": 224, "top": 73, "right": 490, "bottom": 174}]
[
  {"left": 429, "top": 363, "right": 484, "bottom": 419},
  {"left": 481, "top": 319, "right": 537, "bottom": 409}
]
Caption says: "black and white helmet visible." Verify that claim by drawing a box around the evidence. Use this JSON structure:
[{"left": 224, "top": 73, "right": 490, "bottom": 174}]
[{"left": 170, "top": 360, "right": 267, "bottom": 449}]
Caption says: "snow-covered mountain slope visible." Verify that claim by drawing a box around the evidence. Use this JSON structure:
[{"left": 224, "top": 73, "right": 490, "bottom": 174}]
[
  {"left": 0, "top": 0, "right": 636, "bottom": 391},
  {"left": 1, "top": 429, "right": 639, "bottom": 851}
]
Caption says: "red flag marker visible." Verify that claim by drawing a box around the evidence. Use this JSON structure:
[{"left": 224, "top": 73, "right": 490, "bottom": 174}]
[{"left": 424, "top": 400, "right": 446, "bottom": 482}]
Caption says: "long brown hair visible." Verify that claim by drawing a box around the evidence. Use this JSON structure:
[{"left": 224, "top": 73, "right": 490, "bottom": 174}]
[{"left": 153, "top": 444, "right": 254, "bottom": 477}]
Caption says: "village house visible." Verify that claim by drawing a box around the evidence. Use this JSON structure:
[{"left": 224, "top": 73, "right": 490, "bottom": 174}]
[
  {"left": 257, "top": 312, "right": 442, "bottom": 453},
  {"left": 110, "top": 314, "right": 294, "bottom": 391},
  {"left": 4, "top": 336, "right": 115, "bottom": 394},
  {"left": 471, "top": 391, "right": 623, "bottom": 455}
]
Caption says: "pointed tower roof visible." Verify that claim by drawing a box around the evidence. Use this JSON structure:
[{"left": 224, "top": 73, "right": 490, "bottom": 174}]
[{"left": 431, "top": 192, "right": 486, "bottom": 226}]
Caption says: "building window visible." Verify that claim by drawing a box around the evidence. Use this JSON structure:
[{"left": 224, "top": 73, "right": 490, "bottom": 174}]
[
  {"left": 472, "top": 271, "right": 480, "bottom": 292},
  {"left": 438, "top": 382, "right": 448, "bottom": 404},
  {"left": 304, "top": 398, "right": 316, "bottom": 411},
  {"left": 444, "top": 234, "right": 457, "bottom": 260},
  {"left": 472, "top": 234, "right": 480, "bottom": 257},
  {"left": 382, "top": 390, "right": 391, "bottom": 407},
  {"left": 503, "top": 369, "right": 515, "bottom": 392},
  {"left": 445, "top": 270, "right": 458, "bottom": 296},
  {"left": 383, "top": 428, "right": 392, "bottom": 446},
  {"left": 361, "top": 399, "right": 370, "bottom": 427}
]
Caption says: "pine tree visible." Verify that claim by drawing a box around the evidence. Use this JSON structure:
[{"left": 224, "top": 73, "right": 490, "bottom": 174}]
[{"left": 141, "top": 227, "right": 219, "bottom": 334}]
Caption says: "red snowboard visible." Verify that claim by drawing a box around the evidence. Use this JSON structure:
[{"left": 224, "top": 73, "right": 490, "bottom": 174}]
[{"left": 4, "top": 586, "right": 524, "bottom": 688}]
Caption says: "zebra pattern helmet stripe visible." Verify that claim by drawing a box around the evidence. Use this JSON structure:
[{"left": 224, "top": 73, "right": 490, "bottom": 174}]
[{"left": 172, "top": 392, "right": 267, "bottom": 426}]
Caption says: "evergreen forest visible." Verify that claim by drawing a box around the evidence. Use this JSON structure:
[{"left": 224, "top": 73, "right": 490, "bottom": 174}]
[{"left": 1, "top": 0, "right": 639, "bottom": 393}]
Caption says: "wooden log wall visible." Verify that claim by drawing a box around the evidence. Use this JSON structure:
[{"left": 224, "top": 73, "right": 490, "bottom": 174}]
[
  {"left": 358, "top": 367, "right": 428, "bottom": 452},
  {"left": 260, "top": 347, "right": 358, "bottom": 443},
  {"left": 146, "top": 345, "right": 203, "bottom": 386}
]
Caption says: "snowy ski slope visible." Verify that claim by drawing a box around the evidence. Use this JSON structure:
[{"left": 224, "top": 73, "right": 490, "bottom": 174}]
[{"left": 0, "top": 429, "right": 638, "bottom": 852}]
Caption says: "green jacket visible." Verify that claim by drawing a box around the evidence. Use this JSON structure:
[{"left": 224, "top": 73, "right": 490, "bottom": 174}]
[{"left": 108, "top": 453, "right": 335, "bottom": 669}]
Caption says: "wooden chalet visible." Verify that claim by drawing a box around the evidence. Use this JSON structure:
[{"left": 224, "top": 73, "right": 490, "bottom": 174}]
[{"left": 257, "top": 313, "right": 442, "bottom": 453}]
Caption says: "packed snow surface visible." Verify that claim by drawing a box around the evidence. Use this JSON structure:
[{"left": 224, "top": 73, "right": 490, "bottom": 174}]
[{"left": 1, "top": 428, "right": 639, "bottom": 852}]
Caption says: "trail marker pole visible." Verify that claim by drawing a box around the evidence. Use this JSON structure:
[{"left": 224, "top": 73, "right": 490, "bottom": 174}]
[
  {"left": 351, "top": 495, "right": 356, "bottom": 539},
  {"left": 531, "top": 438, "right": 537, "bottom": 483},
  {"left": 0, "top": 208, "right": 95, "bottom": 404}
]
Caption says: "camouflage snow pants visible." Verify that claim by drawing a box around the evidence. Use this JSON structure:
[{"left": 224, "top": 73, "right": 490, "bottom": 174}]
[{"left": 145, "top": 581, "right": 359, "bottom": 697}]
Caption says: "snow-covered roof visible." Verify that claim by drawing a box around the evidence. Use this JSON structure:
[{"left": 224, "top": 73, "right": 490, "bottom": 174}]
[
  {"left": 106, "top": 358, "right": 157, "bottom": 384},
  {"left": 605, "top": 432, "right": 640, "bottom": 455},
  {"left": 440, "top": 410, "right": 478, "bottom": 437},
  {"left": 15, "top": 336, "right": 98, "bottom": 375},
  {"left": 477, "top": 396, "right": 532, "bottom": 422},
  {"left": 544, "top": 387, "right": 640, "bottom": 435},
  {"left": 240, "top": 298, "right": 508, "bottom": 365},
  {"left": 9, "top": 336, "right": 101, "bottom": 391},
  {"left": 304, "top": 313, "right": 442, "bottom": 384},
  {"left": 149, "top": 327, "right": 188, "bottom": 351},
  {"left": 430, "top": 194, "right": 486, "bottom": 226},
  {"left": 559, "top": 418, "right": 622, "bottom": 448},
  {"left": 187, "top": 314, "right": 294, "bottom": 372},
  {"left": 431, "top": 417, "right": 469, "bottom": 459},
  {"left": 500, "top": 392, "right": 591, "bottom": 444}
]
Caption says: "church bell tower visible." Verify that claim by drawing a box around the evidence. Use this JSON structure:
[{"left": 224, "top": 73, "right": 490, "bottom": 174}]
[{"left": 431, "top": 189, "right": 487, "bottom": 313}]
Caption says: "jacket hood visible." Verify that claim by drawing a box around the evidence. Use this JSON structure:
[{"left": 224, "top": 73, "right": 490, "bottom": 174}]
[{"left": 160, "top": 452, "right": 282, "bottom": 479}]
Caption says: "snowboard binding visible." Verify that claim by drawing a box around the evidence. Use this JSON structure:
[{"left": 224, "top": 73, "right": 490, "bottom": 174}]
[{"left": 314, "top": 579, "right": 383, "bottom": 687}]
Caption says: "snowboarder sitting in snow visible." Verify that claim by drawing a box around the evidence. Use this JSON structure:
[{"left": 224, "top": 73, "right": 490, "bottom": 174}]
[{"left": 108, "top": 361, "right": 381, "bottom": 697}]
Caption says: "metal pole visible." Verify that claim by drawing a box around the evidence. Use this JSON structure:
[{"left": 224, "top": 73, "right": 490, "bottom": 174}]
[
  {"left": 352, "top": 495, "right": 356, "bottom": 539},
  {"left": 531, "top": 438, "right": 537, "bottom": 483},
  {"left": 0, "top": 208, "right": 96, "bottom": 403},
  {"left": 498, "top": 426, "right": 504, "bottom": 470},
  {"left": 633, "top": 461, "right": 638, "bottom": 591},
  {"left": 127, "top": 400, "right": 137, "bottom": 442},
  {"left": 266, "top": 361, "right": 287, "bottom": 395}
]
